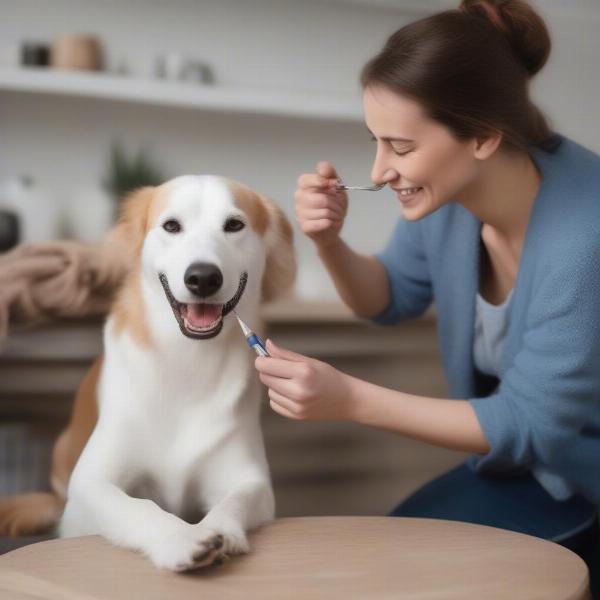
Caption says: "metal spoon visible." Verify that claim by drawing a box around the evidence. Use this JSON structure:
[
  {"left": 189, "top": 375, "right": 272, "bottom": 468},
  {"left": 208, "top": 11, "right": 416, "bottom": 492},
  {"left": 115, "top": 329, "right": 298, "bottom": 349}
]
[{"left": 336, "top": 182, "right": 384, "bottom": 191}]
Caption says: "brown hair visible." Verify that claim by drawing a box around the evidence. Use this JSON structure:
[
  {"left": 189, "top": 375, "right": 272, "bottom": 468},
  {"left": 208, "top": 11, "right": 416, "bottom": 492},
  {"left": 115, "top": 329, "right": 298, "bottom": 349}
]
[{"left": 361, "top": 0, "right": 555, "bottom": 152}]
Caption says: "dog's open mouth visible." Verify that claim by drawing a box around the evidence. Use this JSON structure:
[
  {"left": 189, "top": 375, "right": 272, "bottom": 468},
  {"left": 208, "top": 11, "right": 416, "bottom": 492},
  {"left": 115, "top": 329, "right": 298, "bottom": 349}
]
[{"left": 158, "top": 272, "right": 247, "bottom": 340}]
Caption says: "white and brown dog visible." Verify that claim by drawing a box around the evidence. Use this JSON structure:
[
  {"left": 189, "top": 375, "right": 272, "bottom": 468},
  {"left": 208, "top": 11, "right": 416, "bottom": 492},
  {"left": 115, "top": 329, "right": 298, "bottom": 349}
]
[{"left": 0, "top": 175, "right": 295, "bottom": 571}]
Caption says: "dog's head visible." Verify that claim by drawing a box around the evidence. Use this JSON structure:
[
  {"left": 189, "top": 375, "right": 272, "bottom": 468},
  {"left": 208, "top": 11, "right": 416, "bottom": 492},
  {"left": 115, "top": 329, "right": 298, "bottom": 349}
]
[{"left": 111, "top": 175, "right": 295, "bottom": 341}]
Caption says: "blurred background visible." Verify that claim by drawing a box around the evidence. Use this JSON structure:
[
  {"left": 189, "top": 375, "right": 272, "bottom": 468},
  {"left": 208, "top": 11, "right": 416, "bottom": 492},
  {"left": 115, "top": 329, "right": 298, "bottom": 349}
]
[{"left": 0, "top": 0, "right": 598, "bottom": 552}]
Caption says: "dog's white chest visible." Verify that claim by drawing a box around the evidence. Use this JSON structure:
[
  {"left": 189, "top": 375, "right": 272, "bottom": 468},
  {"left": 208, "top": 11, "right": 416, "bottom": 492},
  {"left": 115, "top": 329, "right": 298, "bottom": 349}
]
[
  {"left": 144, "top": 406, "right": 233, "bottom": 515},
  {"left": 101, "top": 336, "right": 255, "bottom": 517}
]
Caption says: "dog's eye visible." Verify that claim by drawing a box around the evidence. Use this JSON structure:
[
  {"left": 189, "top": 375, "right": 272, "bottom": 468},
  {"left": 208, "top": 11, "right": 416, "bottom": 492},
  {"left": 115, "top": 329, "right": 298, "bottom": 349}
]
[
  {"left": 224, "top": 218, "right": 245, "bottom": 233},
  {"left": 163, "top": 219, "right": 182, "bottom": 233}
]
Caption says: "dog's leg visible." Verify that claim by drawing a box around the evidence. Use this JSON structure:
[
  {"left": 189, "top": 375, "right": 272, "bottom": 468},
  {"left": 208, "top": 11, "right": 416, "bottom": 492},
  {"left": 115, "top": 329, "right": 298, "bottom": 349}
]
[
  {"left": 60, "top": 426, "right": 230, "bottom": 573},
  {"left": 61, "top": 479, "right": 229, "bottom": 572},
  {"left": 195, "top": 478, "right": 275, "bottom": 559}
]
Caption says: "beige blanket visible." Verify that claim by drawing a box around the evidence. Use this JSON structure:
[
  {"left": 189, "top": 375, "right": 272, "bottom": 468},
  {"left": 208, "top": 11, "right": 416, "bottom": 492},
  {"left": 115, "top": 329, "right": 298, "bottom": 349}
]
[{"left": 0, "top": 233, "right": 130, "bottom": 339}]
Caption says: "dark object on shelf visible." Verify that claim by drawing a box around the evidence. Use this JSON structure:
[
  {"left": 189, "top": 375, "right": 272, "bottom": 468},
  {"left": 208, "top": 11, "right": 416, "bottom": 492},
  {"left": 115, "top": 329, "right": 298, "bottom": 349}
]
[
  {"left": 0, "top": 210, "right": 19, "bottom": 252},
  {"left": 21, "top": 42, "right": 50, "bottom": 67},
  {"left": 181, "top": 61, "right": 215, "bottom": 84},
  {"left": 155, "top": 54, "right": 215, "bottom": 84}
]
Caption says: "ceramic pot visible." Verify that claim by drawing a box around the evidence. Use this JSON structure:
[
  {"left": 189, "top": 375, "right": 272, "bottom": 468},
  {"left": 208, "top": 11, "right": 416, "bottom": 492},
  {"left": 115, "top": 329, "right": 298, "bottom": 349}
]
[
  {"left": 51, "top": 34, "right": 103, "bottom": 71},
  {"left": 0, "top": 176, "right": 63, "bottom": 244}
]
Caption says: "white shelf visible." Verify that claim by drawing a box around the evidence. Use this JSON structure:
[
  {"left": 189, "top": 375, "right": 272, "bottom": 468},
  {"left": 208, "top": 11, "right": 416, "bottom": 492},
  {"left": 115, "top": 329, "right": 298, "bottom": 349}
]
[{"left": 0, "top": 67, "right": 364, "bottom": 123}]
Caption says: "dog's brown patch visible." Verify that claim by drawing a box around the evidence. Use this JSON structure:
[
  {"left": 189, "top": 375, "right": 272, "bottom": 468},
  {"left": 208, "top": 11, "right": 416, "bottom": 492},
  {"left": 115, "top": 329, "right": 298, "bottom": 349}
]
[
  {"left": 148, "top": 186, "right": 170, "bottom": 230},
  {"left": 261, "top": 196, "right": 296, "bottom": 302},
  {"left": 227, "top": 180, "right": 269, "bottom": 235},
  {"left": 0, "top": 492, "right": 65, "bottom": 537},
  {"left": 51, "top": 356, "right": 102, "bottom": 498},
  {"left": 226, "top": 179, "right": 296, "bottom": 302},
  {"left": 111, "top": 186, "right": 165, "bottom": 348}
]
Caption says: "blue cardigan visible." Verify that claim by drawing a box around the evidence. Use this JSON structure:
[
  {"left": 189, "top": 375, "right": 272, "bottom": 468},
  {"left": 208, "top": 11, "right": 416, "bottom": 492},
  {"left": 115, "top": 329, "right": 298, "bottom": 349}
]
[{"left": 372, "top": 135, "right": 600, "bottom": 504}]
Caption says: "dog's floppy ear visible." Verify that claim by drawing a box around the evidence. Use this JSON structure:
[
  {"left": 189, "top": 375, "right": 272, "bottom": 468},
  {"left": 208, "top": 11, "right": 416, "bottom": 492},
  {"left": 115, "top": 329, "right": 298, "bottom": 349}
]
[
  {"left": 105, "top": 186, "right": 156, "bottom": 264},
  {"left": 259, "top": 195, "right": 296, "bottom": 303}
]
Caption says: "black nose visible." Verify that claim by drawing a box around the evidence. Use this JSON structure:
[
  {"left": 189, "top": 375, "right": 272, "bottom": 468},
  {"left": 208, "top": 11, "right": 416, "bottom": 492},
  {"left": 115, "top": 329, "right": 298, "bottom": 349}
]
[{"left": 184, "top": 263, "right": 223, "bottom": 297}]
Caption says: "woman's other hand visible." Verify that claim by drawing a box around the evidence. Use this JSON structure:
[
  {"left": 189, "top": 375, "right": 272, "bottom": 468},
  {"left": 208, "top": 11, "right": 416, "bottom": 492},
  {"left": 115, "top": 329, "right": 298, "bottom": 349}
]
[{"left": 294, "top": 161, "right": 348, "bottom": 248}]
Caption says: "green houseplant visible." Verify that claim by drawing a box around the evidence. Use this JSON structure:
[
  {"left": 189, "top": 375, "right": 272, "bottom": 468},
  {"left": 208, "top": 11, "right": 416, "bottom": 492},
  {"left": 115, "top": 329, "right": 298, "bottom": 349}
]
[{"left": 102, "top": 142, "right": 165, "bottom": 219}]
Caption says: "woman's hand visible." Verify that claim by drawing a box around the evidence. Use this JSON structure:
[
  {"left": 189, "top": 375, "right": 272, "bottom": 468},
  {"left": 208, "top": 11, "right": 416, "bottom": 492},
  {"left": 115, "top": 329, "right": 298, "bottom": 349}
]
[
  {"left": 254, "top": 342, "right": 490, "bottom": 454},
  {"left": 254, "top": 339, "right": 355, "bottom": 421},
  {"left": 294, "top": 161, "right": 348, "bottom": 248}
]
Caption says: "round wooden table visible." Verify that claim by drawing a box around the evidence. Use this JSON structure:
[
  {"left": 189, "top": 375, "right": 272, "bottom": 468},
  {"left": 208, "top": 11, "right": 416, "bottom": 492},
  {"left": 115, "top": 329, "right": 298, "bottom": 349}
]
[{"left": 0, "top": 517, "right": 590, "bottom": 599}]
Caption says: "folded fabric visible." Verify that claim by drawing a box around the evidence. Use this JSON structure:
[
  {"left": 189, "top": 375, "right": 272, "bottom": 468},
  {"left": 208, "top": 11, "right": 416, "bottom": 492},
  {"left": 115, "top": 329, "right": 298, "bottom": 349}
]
[{"left": 0, "top": 230, "right": 130, "bottom": 340}]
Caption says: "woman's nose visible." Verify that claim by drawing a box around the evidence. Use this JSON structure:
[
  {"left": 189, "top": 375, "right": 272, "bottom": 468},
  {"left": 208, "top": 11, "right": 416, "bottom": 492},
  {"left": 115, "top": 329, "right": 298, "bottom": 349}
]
[
  {"left": 371, "top": 150, "right": 398, "bottom": 186},
  {"left": 371, "top": 166, "right": 398, "bottom": 186}
]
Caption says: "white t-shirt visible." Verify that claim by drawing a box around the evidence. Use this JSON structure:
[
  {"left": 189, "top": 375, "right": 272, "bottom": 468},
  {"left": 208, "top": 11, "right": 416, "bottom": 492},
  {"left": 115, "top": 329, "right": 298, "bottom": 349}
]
[{"left": 473, "top": 290, "right": 513, "bottom": 378}]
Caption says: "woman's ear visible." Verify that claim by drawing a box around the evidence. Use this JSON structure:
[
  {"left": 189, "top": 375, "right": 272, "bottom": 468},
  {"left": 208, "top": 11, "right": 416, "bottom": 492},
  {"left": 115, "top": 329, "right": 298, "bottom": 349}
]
[
  {"left": 259, "top": 196, "right": 296, "bottom": 303},
  {"left": 474, "top": 131, "right": 503, "bottom": 160}
]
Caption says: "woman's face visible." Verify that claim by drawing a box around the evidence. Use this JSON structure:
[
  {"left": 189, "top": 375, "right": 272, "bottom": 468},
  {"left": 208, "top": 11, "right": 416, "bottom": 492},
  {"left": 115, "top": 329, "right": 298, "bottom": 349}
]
[{"left": 363, "top": 85, "right": 482, "bottom": 221}]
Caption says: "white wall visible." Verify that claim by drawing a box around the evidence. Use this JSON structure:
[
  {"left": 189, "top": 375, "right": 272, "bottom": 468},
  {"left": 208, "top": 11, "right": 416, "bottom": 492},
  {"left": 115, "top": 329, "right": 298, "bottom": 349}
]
[
  {"left": 530, "top": 1, "right": 600, "bottom": 152},
  {"left": 1, "top": 0, "right": 598, "bottom": 299}
]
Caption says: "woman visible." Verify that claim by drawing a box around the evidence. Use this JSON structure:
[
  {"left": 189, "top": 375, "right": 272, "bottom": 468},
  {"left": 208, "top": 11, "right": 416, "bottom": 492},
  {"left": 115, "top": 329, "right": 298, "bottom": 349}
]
[{"left": 254, "top": 0, "right": 600, "bottom": 590}]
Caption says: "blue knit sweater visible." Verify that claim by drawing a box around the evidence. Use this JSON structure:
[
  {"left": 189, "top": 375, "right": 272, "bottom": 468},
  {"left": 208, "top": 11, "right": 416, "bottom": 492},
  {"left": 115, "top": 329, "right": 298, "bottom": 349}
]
[{"left": 372, "top": 135, "right": 600, "bottom": 504}]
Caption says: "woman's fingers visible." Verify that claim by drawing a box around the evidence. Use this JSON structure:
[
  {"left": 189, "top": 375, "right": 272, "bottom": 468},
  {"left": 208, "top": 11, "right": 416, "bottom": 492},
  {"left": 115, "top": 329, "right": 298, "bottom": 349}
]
[
  {"left": 301, "top": 219, "right": 340, "bottom": 234},
  {"left": 265, "top": 339, "right": 308, "bottom": 362},
  {"left": 255, "top": 356, "right": 298, "bottom": 378},
  {"left": 296, "top": 208, "right": 344, "bottom": 223},
  {"left": 297, "top": 172, "right": 338, "bottom": 191},
  {"left": 270, "top": 399, "right": 301, "bottom": 420},
  {"left": 316, "top": 161, "right": 339, "bottom": 180},
  {"left": 297, "top": 192, "right": 344, "bottom": 210},
  {"left": 295, "top": 192, "right": 345, "bottom": 212},
  {"left": 294, "top": 194, "right": 346, "bottom": 223},
  {"left": 259, "top": 373, "right": 302, "bottom": 399},
  {"left": 268, "top": 388, "right": 302, "bottom": 418}
]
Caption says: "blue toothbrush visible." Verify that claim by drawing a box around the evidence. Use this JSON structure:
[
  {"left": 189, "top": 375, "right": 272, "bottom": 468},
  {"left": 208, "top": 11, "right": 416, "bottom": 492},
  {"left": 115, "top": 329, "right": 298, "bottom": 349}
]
[{"left": 233, "top": 311, "right": 270, "bottom": 357}]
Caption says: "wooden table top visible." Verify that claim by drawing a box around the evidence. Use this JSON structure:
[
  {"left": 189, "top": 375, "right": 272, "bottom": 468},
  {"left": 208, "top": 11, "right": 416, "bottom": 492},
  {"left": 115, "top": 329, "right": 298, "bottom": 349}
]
[{"left": 0, "top": 516, "right": 590, "bottom": 600}]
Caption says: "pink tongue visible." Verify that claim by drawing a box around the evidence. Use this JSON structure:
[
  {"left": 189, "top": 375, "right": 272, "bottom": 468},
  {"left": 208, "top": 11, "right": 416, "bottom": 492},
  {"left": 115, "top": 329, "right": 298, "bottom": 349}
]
[{"left": 186, "top": 304, "right": 222, "bottom": 328}]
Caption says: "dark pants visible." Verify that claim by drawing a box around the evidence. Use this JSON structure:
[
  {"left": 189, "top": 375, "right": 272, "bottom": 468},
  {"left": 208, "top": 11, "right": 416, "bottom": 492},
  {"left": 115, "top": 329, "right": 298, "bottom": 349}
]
[{"left": 390, "top": 463, "right": 600, "bottom": 599}]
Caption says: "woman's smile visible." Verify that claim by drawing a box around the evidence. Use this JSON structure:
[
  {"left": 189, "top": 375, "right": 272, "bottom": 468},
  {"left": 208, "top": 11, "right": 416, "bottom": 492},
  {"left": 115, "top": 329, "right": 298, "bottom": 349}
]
[{"left": 392, "top": 186, "right": 424, "bottom": 206}]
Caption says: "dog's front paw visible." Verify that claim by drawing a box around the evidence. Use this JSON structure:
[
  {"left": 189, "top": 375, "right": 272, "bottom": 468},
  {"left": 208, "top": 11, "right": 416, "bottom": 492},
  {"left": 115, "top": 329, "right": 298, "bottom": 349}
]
[
  {"left": 194, "top": 521, "right": 250, "bottom": 556},
  {"left": 220, "top": 529, "right": 250, "bottom": 556},
  {"left": 147, "top": 526, "right": 225, "bottom": 572}
]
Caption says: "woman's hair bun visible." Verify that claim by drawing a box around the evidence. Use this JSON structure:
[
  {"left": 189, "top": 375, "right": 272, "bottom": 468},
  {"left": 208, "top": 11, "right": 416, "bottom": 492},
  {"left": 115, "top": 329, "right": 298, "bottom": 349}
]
[{"left": 460, "top": 0, "right": 551, "bottom": 77}]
